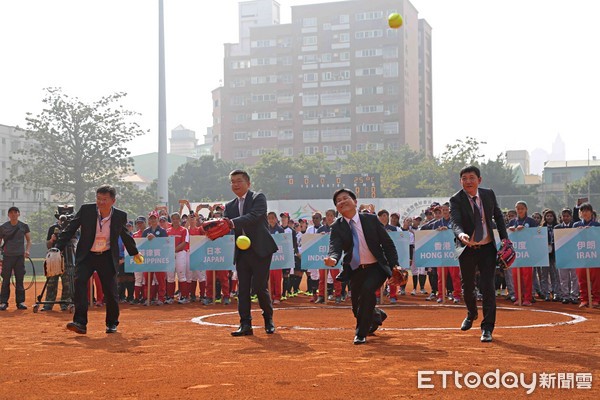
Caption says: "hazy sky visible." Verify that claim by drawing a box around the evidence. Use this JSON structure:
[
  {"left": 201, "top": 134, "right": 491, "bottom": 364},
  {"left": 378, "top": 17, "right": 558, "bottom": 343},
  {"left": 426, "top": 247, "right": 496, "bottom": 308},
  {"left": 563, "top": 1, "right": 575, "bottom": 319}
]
[{"left": 1, "top": 0, "right": 599, "bottom": 169}]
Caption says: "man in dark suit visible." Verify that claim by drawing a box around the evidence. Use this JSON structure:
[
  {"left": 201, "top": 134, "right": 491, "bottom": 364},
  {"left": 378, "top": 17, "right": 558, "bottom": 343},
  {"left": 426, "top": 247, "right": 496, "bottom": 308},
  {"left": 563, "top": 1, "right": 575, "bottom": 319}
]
[
  {"left": 324, "top": 188, "right": 398, "bottom": 345},
  {"left": 223, "top": 170, "right": 278, "bottom": 336},
  {"left": 55, "top": 185, "right": 141, "bottom": 334},
  {"left": 449, "top": 165, "right": 508, "bottom": 343}
]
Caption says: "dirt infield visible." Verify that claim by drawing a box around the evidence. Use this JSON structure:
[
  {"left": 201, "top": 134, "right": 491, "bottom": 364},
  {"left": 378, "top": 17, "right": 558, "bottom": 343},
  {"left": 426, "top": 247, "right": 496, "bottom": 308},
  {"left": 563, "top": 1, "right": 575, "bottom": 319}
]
[{"left": 1, "top": 289, "right": 599, "bottom": 399}]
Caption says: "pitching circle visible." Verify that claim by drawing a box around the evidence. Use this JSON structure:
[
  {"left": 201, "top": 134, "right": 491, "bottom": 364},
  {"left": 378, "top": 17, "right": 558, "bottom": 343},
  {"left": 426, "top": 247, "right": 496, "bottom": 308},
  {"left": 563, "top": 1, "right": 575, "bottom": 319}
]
[{"left": 191, "top": 304, "right": 587, "bottom": 331}]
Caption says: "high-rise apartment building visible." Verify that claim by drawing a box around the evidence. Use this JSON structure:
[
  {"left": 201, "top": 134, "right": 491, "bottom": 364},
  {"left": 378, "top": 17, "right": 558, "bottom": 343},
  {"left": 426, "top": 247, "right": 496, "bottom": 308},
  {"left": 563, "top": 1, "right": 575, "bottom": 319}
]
[
  {"left": 212, "top": 0, "right": 432, "bottom": 164},
  {"left": 0, "top": 124, "right": 51, "bottom": 218}
]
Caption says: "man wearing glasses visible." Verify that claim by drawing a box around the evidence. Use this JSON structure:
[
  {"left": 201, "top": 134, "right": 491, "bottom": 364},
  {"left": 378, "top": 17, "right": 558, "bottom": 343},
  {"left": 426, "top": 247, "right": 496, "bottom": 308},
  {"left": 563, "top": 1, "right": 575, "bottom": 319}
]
[
  {"left": 55, "top": 185, "right": 141, "bottom": 334},
  {"left": 223, "top": 170, "right": 278, "bottom": 337}
]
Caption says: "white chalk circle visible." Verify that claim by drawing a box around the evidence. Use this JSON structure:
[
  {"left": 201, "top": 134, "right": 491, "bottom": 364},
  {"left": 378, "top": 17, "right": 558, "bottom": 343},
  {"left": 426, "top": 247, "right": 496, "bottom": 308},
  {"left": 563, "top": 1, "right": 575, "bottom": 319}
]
[{"left": 191, "top": 304, "right": 587, "bottom": 331}]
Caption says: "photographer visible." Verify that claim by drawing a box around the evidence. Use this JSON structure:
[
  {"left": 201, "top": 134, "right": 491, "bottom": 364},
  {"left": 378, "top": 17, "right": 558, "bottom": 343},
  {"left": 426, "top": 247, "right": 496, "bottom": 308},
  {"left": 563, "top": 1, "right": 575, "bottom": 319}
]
[
  {"left": 0, "top": 206, "right": 31, "bottom": 311},
  {"left": 42, "top": 207, "right": 77, "bottom": 311}
]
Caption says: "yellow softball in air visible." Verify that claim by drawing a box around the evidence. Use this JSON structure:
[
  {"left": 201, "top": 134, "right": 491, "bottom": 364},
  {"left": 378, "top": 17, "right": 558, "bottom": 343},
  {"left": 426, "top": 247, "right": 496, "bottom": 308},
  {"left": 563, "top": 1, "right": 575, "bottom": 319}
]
[
  {"left": 236, "top": 235, "right": 251, "bottom": 250},
  {"left": 133, "top": 254, "right": 144, "bottom": 264},
  {"left": 388, "top": 13, "right": 403, "bottom": 29}
]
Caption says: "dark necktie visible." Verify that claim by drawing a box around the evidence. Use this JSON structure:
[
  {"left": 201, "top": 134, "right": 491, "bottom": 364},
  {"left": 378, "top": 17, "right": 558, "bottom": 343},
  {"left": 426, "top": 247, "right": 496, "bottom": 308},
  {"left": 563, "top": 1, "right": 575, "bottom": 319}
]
[
  {"left": 238, "top": 197, "right": 244, "bottom": 216},
  {"left": 472, "top": 196, "right": 484, "bottom": 242},
  {"left": 349, "top": 219, "right": 360, "bottom": 270}
]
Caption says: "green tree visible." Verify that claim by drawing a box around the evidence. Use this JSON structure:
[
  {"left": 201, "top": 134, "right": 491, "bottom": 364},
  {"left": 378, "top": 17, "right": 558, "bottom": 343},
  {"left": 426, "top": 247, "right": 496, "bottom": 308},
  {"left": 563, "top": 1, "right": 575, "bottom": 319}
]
[
  {"left": 10, "top": 88, "right": 147, "bottom": 207},
  {"left": 341, "top": 147, "right": 439, "bottom": 197},
  {"left": 113, "top": 182, "right": 157, "bottom": 219},
  {"left": 250, "top": 152, "right": 333, "bottom": 198},
  {"left": 167, "top": 155, "right": 241, "bottom": 204},
  {"left": 566, "top": 169, "right": 600, "bottom": 208},
  {"left": 23, "top": 205, "right": 57, "bottom": 244}
]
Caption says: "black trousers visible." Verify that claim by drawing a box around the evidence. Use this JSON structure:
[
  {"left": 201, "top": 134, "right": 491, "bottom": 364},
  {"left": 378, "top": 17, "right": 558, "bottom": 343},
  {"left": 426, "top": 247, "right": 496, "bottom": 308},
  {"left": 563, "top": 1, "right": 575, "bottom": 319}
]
[
  {"left": 0, "top": 255, "right": 25, "bottom": 304},
  {"left": 236, "top": 250, "right": 273, "bottom": 326},
  {"left": 73, "top": 252, "right": 119, "bottom": 327},
  {"left": 349, "top": 265, "right": 387, "bottom": 337},
  {"left": 458, "top": 243, "right": 497, "bottom": 332}
]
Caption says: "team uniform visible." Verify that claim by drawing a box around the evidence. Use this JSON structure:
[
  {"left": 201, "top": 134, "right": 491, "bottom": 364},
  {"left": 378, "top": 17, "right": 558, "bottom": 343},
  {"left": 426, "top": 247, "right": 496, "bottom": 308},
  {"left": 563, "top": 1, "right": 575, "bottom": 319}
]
[
  {"left": 572, "top": 219, "right": 600, "bottom": 307},
  {"left": 316, "top": 224, "right": 343, "bottom": 303},
  {"left": 268, "top": 224, "right": 285, "bottom": 303},
  {"left": 433, "top": 217, "right": 462, "bottom": 303},
  {"left": 132, "top": 229, "right": 146, "bottom": 303},
  {"left": 188, "top": 226, "right": 207, "bottom": 301},
  {"left": 555, "top": 221, "right": 579, "bottom": 303},
  {"left": 508, "top": 216, "right": 538, "bottom": 305},
  {"left": 166, "top": 225, "right": 190, "bottom": 304},
  {"left": 142, "top": 226, "right": 168, "bottom": 305}
]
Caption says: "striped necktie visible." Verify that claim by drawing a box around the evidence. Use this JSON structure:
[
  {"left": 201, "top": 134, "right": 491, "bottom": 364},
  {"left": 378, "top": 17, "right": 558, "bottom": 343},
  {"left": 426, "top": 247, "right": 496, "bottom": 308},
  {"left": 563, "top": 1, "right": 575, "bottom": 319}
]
[
  {"left": 472, "top": 196, "right": 484, "bottom": 242},
  {"left": 349, "top": 219, "right": 361, "bottom": 270}
]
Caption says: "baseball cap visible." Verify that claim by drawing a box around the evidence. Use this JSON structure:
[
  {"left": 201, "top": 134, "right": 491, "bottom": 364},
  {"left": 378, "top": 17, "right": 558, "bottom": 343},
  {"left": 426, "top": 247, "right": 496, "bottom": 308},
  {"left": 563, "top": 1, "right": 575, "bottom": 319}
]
[
  {"left": 135, "top": 216, "right": 147, "bottom": 223},
  {"left": 414, "top": 216, "right": 423, "bottom": 221},
  {"left": 391, "top": 212, "right": 400, "bottom": 218},
  {"left": 126, "top": 221, "right": 133, "bottom": 227},
  {"left": 280, "top": 212, "right": 290, "bottom": 218},
  {"left": 8, "top": 206, "right": 20, "bottom": 213},
  {"left": 159, "top": 216, "right": 168, "bottom": 222},
  {"left": 148, "top": 211, "right": 159, "bottom": 219}
]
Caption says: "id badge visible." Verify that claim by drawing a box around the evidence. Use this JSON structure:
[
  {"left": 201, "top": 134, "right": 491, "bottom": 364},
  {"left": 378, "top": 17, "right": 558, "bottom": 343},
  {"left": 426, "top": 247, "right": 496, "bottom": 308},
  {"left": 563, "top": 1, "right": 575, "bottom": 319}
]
[{"left": 93, "top": 238, "right": 107, "bottom": 252}]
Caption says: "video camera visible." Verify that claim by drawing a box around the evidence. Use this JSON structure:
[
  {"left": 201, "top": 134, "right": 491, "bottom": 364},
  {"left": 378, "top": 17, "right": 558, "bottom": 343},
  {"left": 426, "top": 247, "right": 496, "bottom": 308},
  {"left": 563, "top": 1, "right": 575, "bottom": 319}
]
[{"left": 54, "top": 205, "right": 74, "bottom": 230}]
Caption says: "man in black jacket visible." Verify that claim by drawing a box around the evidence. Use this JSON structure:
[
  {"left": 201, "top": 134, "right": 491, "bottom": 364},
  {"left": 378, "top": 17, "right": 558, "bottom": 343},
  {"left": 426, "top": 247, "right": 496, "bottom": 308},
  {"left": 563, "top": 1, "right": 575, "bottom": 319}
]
[
  {"left": 224, "top": 170, "right": 278, "bottom": 336},
  {"left": 55, "top": 185, "right": 140, "bottom": 334},
  {"left": 450, "top": 166, "right": 508, "bottom": 343},
  {"left": 324, "top": 188, "right": 398, "bottom": 345}
]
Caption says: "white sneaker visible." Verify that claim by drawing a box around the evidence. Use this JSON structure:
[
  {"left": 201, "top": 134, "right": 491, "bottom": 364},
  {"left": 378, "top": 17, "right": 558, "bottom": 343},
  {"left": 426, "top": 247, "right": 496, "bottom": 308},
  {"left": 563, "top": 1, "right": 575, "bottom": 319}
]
[
  {"left": 273, "top": 299, "right": 280, "bottom": 305},
  {"left": 177, "top": 297, "right": 190, "bottom": 304},
  {"left": 164, "top": 298, "right": 174, "bottom": 305},
  {"left": 411, "top": 289, "right": 417, "bottom": 296}
]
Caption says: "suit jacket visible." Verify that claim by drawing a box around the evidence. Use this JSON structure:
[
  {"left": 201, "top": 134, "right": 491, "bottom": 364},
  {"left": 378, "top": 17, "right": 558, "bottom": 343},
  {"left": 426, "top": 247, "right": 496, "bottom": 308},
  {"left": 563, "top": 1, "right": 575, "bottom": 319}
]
[
  {"left": 55, "top": 203, "right": 139, "bottom": 271},
  {"left": 327, "top": 213, "right": 398, "bottom": 278},
  {"left": 449, "top": 187, "right": 508, "bottom": 252},
  {"left": 223, "top": 190, "right": 277, "bottom": 260}
]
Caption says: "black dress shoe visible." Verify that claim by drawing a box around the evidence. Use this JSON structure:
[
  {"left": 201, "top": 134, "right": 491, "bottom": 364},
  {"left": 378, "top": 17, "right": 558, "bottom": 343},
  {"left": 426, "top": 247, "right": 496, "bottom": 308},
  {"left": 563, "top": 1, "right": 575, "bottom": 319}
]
[
  {"left": 353, "top": 336, "right": 366, "bottom": 345},
  {"left": 106, "top": 325, "right": 118, "bottom": 333},
  {"left": 66, "top": 322, "right": 87, "bottom": 334},
  {"left": 460, "top": 314, "right": 478, "bottom": 331},
  {"left": 264, "top": 318, "right": 275, "bottom": 334},
  {"left": 231, "top": 325, "right": 253, "bottom": 337},
  {"left": 369, "top": 308, "right": 388, "bottom": 334},
  {"left": 335, "top": 267, "right": 351, "bottom": 282},
  {"left": 481, "top": 330, "right": 493, "bottom": 342}
]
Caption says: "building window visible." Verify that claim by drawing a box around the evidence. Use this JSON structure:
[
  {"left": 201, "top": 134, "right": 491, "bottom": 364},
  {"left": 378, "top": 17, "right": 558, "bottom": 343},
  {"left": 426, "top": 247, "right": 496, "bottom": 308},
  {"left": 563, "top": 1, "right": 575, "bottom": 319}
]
[
  {"left": 303, "top": 17, "right": 317, "bottom": 27},
  {"left": 383, "top": 62, "right": 399, "bottom": 78},
  {"left": 303, "top": 72, "right": 318, "bottom": 82},
  {"left": 234, "top": 132, "right": 248, "bottom": 141},
  {"left": 252, "top": 112, "right": 276, "bottom": 120},
  {"left": 357, "top": 124, "right": 380, "bottom": 133},
  {"left": 356, "top": 105, "right": 383, "bottom": 114},
  {"left": 304, "top": 146, "right": 319, "bottom": 155},
  {"left": 278, "top": 130, "right": 294, "bottom": 140},
  {"left": 282, "top": 147, "right": 293, "bottom": 156},
  {"left": 303, "top": 36, "right": 317, "bottom": 46},
  {"left": 356, "top": 48, "right": 381, "bottom": 58},
  {"left": 302, "top": 130, "right": 320, "bottom": 143},
  {"left": 339, "top": 33, "right": 350, "bottom": 42},
  {"left": 383, "top": 122, "right": 399, "bottom": 134},
  {"left": 356, "top": 11, "right": 384, "bottom": 21},
  {"left": 339, "top": 14, "right": 349, "bottom": 24},
  {"left": 383, "top": 46, "right": 399, "bottom": 59},
  {"left": 355, "top": 30, "right": 383, "bottom": 39},
  {"left": 255, "top": 130, "right": 274, "bottom": 138},
  {"left": 551, "top": 172, "right": 569, "bottom": 184},
  {"left": 321, "top": 53, "right": 332, "bottom": 62}
]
